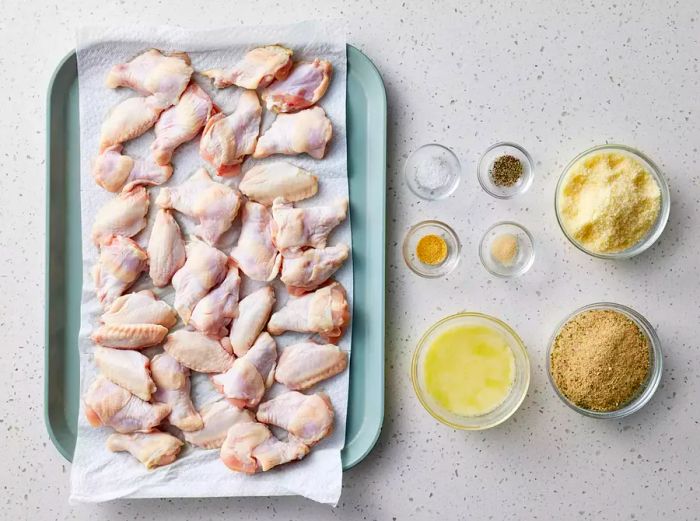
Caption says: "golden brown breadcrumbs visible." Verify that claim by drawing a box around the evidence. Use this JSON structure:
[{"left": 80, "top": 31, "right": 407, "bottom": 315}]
[{"left": 550, "top": 309, "right": 650, "bottom": 411}]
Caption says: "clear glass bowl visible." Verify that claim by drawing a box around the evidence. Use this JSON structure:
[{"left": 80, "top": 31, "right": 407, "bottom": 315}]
[
  {"left": 477, "top": 142, "right": 534, "bottom": 199},
  {"left": 554, "top": 144, "right": 670, "bottom": 259},
  {"left": 404, "top": 144, "right": 461, "bottom": 200},
  {"left": 479, "top": 221, "right": 535, "bottom": 278},
  {"left": 546, "top": 302, "right": 663, "bottom": 419},
  {"left": 411, "top": 312, "right": 530, "bottom": 430},
  {"left": 402, "top": 220, "right": 461, "bottom": 278}
]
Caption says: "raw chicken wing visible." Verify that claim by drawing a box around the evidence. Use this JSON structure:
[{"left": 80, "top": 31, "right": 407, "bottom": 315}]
[
  {"left": 256, "top": 391, "right": 334, "bottom": 446},
  {"left": 94, "top": 347, "right": 156, "bottom": 401},
  {"left": 105, "top": 49, "right": 193, "bottom": 108},
  {"left": 101, "top": 290, "right": 177, "bottom": 328},
  {"left": 91, "top": 323, "right": 168, "bottom": 349},
  {"left": 275, "top": 342, "right": 348, "bottom": 391},
  {"left": 228, "top": 286, "right": 275, "bottom": 357},
  {"left": 220, "top": 421, "right": 308, "bottom": 474},
  {"left": 92, "top": 145, "right": 173, "bottom": 193},
  {"left": 212, "top": 332, "right": 277, "bottom": 409},
  {"left": 151, "top": 83, "right": 213, "bottom": 165},
  {"left": 163, "top": 329, "right": 234, "bottom": 373},
  {"left": 84, "top": 376, "right": 170, "bottom": 433},
  {"left": 99, "top": 95, "right": 164, "bottom": 152},
  {"left": 261, "top": 59, "right": 332, "bottom": 113},
  {"left": 199, "top": 90, "right": 261, "bottom": 176},
  {"left": 171, "top": 240, "right": 229, "bottom": 323},
  {"left": 202, "top": 45, "right": 293, "bottom": 90},
  {"left": 91, "top": 185, "right": 149, "bottom": 246},
  {"left": 271, "top": 197, "right": 348, "bottom": 256},
  {"left": 92, "top": 235, "right": 148, "bottom": 308},
  {"left": 253, "top": 106, "right": 332, "bottom": 159},
  {"left": 239, "top": 161, "right": 318, "bottom": 206},
  {"left": 148, "top": 209, "right": 186, "bottom": 287},
  {"left": 156, "top": 168, "right": 241, "bottom": 245},
  {"left": 267, "top": 281, "right": 349, "bottom": 342},
  {"left": 184, "top": 399, "right": 254, "bottom": 449},
  {"left": 280, "top": 244, "right": 350, "bottom": 295},
  {"left": 230, "top": 202, "right": 281, "bottom": 282},
  {"left": 107, "top": 431, "right": 183, "bottom": 470},
  {"left": 190, "top": 265, "right": 240, "bottom": 336},
  {"left": 151, "top": 353, "right": 202, "bottom": 432}
]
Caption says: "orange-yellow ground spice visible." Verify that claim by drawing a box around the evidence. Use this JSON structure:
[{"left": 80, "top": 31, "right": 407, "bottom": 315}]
[{"left": 416, "top": 234, "right": 448, "bottom": 265}]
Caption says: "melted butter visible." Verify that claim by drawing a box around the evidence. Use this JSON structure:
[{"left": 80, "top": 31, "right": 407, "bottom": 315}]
[{"left": 423, "top": 324, "right": 515, "bottom": 417}]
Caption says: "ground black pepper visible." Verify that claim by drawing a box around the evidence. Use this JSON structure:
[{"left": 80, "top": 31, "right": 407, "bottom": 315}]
[{"left": 490, "top": 154, "right": 523, "bottom": 187}]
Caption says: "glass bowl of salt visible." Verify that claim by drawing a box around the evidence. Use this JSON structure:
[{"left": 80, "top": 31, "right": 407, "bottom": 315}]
[{"left": 404, "top": 143, "right": 461, "bottom": 200}]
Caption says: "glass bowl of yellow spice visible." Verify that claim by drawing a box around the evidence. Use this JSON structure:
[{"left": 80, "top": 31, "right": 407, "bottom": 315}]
[
  {"left": 402, "top": 220, "right": 461, "bottom": 278},
  {"left": 547, "top": 302, "right": 662, "bottom": 419},
  {"left": 555, "top": 144, "right": 670, "bottom": 259}
]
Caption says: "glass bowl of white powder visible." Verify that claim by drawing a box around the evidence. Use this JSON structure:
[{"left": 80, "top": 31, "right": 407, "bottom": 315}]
[{"left": 404, "top": 144, "right": 461, "bottom": 200}]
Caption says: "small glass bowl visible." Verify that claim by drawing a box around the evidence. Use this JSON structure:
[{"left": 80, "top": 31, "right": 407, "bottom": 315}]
[
  {"left": 404, "top": 143, "right": 461, "bottom": 200},
  {"left": 546, "top": 302, "right": 663, "bottom": 419},
  {"left": 554, "top": 144, "right": 670, "bottom": 259},
  {"left": 411, "top": 312, "right": 530, "bottom": 430},
  {"left": 477, "top": 142, "right": 534, "bottom": 199},
  {"left": 402, "top": 220, "right": 461, "bottom": 278},
  {"left": 479, "top": 222, "right": 535, "bottom": 278}
]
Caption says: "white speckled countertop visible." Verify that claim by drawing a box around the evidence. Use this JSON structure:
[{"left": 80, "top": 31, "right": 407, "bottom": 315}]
[{"left": 2, "top": 0, "right": 700, "bottom": 519}]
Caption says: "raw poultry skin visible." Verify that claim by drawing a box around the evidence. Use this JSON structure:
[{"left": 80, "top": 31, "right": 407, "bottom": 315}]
[
  {"left": 261, "top": 59, "right": 333, "bottom": 113},
  {"left": 100, "top": 290, "right": 177, "bottom": 328},
  {"left": 107, "top": 431, "right": 183, "bottom": 470},
  {"left": 151, "top": 83, "right": 213, "bottom": 166},
  {"left": 91, "top": 323, "right": 168, "bottom": 350},
  {"left": 267, "top": 281, "right": 350, "bottom": 342},
  {"left": 163, "top": 329, "right": 235, "bottom": 373},
  {"left": 199, "top": 90, "right": 262, "bottom": 176},
  {"left": 270, "top": 197, "right": 348, "bottom": 256},
  {"left": 93, "top": 347, "right": 156, "bottom": 401},
  {"left": 184, "top": 399, "right": 254, "bottom": 449},
  {"left": 280, "top": 243, "right": 350, "bottom": 295},
  {"left": 92, "top": 235, "right": 148, "bottom": 308},
  {"left": 202, "top": 45, "right": 293, "bottom": 90},
  {"left": 84, "top": 376, "right": 170, "bottom": 433},
  {"left": 253, "top": 106, "right": 332, "bottom": 160},
  {"left": 156, "top": 168, "right": 242, "bottom": 246},
  {"left": 256, "top": 391, "right": 334, "bottom": 446},
  {"left": 190, "top": 264, "right": 240, "bottom": 336},
  {"left": 228, "top": 286, "right": 276, "bottom": 357},
  {"left": 275, "top": 342, "right": 348, "bottom": 391},
  {"left": 105, "top": 49, "right": 193, "bottom": 109},
  {"left": 151, "top": 353, "right": 203, "bottom": 432},
  {"left": 239, "top": 161, "right": 318, "bottom": 206},
  {"left": 148, "top": 209, "right": 186, "bottom": 287},
  {"left": 212, "top": 332, "right": 277, "bottom": 409},
  {"left": 230, "top": 201, "right": 281, "bottom": 282},
  {"left": 220, "top": 421, "right": 309, "bottom": 474},
  {"left": 99, "top": 95, "right": 164, "bottom": 152},
  {"left": 92, "top": 145, "right": 173, "bottom": 193},
  {"left": 171, "top": 240, "right": 229, "bottom": 323},
  {"left": 91, "top": 185, "right": 149, "bottom": 246}
]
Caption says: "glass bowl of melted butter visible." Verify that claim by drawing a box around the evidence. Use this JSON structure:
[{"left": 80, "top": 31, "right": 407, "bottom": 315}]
[{"left": 411, "top": 312, "right": 530, "bottom": 430}]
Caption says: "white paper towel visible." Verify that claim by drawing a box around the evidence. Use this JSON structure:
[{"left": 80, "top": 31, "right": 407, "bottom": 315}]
[{"left": 70, "top": 21, "right": 350, "bottom": 505}]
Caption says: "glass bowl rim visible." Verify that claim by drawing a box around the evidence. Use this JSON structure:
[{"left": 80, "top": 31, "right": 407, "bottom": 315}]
[
  {"left": 411, "top": 311, "right": 531, "bottom": 430},
  {"left": 477, "top": 141, "right": 535, "bottom": 199},
  {"left": 546, "top": 302, "right": 663, "bottom": 419},
  {"left": 554, "top": 144, "right": 670, "bottom": 259},
  {"left": 478, "top": 221, "right": 536, "bottom": 278},
  {"left": 404, "top": 142, "right": 462, "bottom": 201},
  {"left": 401, "top": 219, "right": 461, "bottom": 278}
]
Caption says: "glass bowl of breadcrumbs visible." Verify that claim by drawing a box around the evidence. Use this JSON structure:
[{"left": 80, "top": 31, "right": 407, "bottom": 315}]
[{"left": 546, "top": 302, "right": 662, "bottom": 419}]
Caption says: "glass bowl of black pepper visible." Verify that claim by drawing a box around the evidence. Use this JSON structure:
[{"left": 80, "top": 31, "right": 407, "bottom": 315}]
[
  {"left": 546, "top": 302, "right": 663, "bottom": 419},
  {"left": 477, "top": 142, "right": 534, "bottom": 199}
]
